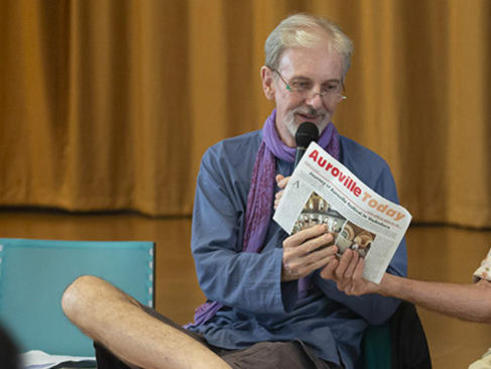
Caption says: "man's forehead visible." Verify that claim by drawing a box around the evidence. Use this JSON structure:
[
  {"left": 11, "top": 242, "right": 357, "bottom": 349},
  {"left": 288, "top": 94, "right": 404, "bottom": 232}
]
[{"left": 277, "top": 45, "right": 343, "bottom": 79}]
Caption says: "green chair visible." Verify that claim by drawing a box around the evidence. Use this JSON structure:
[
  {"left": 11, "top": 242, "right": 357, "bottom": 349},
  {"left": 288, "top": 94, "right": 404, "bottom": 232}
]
[
  {"left": 362, "top": 324, "right": 392, "bottom": 368},
  {"left": 0, "top": 238, "right": 154, "bottom": 357},
  {"left": 361, "top": 301, "right": 432, "bottom": 369}
]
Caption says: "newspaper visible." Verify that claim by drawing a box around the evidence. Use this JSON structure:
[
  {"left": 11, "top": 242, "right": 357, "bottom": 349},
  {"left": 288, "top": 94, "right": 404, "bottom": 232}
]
[{"left": 273, "top": 142, "right": 411, "bottom": 284}]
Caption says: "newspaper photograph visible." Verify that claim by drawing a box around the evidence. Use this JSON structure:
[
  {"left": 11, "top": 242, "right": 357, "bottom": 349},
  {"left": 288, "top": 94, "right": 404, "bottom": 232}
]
[{"left": 273, "top": 142, "right": 412, "bottom": 284}]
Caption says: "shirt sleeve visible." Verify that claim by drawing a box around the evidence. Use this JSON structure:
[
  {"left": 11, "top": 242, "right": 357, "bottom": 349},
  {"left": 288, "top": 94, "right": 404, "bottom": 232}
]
[
  {"left": 314, "top": 163, "right": 408, "bottom": 325},
  {"left": 191, "top": 146, "right": 288, "bottom": 315}
]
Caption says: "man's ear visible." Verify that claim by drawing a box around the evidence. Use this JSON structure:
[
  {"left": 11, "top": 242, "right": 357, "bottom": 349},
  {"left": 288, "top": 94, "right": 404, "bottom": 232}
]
[{"left": 260, "top": 66, "right": 275, "bottom": 100}]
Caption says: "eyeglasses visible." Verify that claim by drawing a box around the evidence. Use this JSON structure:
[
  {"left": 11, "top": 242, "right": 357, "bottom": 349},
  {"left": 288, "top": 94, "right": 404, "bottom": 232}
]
[{"left": 271, "top": 68, "right": 347, "bottom": 103}]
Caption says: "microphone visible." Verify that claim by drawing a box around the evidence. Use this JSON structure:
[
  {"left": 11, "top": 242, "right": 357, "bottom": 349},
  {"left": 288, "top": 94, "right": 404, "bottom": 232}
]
[{"left": 294, "top": 122, "right": 319, "bottom": 167}]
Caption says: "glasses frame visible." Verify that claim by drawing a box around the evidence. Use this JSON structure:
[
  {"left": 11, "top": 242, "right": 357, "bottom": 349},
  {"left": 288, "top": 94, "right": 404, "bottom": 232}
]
[{"left": 270, "top": 68, "right": 347, "bottom": 102}]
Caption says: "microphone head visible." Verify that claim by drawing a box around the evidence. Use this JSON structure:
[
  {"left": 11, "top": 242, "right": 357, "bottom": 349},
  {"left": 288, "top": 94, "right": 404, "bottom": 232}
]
[{"left": 295, "top": 122, "right": 319, "bottom": 148}]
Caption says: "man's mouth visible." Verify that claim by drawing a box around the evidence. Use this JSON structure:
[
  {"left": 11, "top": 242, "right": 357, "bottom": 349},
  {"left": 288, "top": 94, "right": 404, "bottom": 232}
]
[{"left": 295, "top": 112, "right": 323, "bottom": 122}]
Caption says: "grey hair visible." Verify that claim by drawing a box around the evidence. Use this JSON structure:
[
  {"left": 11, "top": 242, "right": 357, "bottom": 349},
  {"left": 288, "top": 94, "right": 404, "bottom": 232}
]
[{"left": 265, "top": 13, "right": 353, "bottom": 79}]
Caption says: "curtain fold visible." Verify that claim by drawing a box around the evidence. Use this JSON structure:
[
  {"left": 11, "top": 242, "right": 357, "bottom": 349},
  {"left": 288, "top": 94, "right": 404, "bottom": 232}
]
[{"left": 0, "top": 0, "right": 489, "bottom": 227}]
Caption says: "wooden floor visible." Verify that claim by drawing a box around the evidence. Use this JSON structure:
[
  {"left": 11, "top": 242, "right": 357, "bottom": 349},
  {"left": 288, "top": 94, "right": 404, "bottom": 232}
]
[{"left": 1, "top": 210, "right": 489, "bottom": 368}]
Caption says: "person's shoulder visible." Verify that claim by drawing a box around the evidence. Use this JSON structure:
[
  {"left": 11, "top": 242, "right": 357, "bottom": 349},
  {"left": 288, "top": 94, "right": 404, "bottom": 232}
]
[
  {"left": 213, "top": 130, "right": 262, "bottom": 152},
  {"left": 338, "top": 135, "right": 399, "bottom": 197},
  {"left": 339, "top": 135, "right": 391, "bottom": 174},
  {"left": 201, "top": 130, "right": 262, "bottom": 169}
]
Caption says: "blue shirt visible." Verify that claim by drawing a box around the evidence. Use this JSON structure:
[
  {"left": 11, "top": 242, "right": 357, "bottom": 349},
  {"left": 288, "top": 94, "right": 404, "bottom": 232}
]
[{"left": 187, "top": 130, "right": 407, "bottom": 369}]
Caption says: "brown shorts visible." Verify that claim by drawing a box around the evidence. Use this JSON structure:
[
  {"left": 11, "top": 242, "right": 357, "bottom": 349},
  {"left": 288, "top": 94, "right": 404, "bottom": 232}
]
[
  {"left": 95, "top": 339, "right": 339, "bottom": 369},
  {"left": 94, "top": 305, "right": 342, "bottom": 369},
  {"left": 209, "top": 340, "right": 339, "bottom": 369}
]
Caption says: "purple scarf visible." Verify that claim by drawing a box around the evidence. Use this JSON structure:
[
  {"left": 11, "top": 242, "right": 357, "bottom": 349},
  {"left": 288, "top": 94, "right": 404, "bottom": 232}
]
[{"left": 186, "top": 109, "right": 339, "bottom": 328}]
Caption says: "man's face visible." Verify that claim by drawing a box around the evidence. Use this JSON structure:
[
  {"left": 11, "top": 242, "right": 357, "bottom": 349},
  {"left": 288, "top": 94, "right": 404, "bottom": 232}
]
[{"left": 261, "top": 40, "right": 345, "bottom": 147}]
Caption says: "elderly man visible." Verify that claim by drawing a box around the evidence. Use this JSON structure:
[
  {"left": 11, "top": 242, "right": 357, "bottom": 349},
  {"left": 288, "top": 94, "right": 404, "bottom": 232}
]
[{"left": 62, "top": 14, "right": 407, "bottom": 369}]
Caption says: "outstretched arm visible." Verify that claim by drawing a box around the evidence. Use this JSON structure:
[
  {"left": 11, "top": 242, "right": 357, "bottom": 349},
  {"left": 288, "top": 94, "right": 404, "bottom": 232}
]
[{"left": 321, "top": 250, "right": 491, "bottom": 324}]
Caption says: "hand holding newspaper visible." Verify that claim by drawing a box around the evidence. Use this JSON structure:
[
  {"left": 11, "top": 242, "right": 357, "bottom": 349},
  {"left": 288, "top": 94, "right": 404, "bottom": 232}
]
[{"left": 273, "top": 142, "right": 411, "bottom": 284}]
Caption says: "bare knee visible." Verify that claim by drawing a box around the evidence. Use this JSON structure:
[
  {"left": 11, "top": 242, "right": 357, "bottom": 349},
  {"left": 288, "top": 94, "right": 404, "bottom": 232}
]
[{"left": 61, "top": 275, "right": 106, "bottom": 321}]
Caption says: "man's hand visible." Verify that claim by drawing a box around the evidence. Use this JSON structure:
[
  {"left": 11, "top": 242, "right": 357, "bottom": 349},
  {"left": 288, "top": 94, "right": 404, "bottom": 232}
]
[
  {"left": 320, "top": 249, "right": 380, "bottom": 295},
  {"left": 274, "top": 174, "right": 290, "bottom": 210},
  {"left": 282, "top": 224, "right": 338, "bottom": 281}
]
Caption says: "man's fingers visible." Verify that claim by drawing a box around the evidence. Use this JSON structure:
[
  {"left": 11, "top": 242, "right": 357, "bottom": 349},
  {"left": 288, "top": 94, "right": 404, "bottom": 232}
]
[
  {"left": 276, "top": 175, "right": 290, "bottom": 189},
  {"left": 284, "top": 247, "right": 337, "bottom": 280},
  {"left": 283, "top": 233, "right": 333, "bottom": 267},
  {"left": 320, "top": 258, "right": 338, "bottom": 279},
  {"left": 302, "top": 254, "right": 337, "bottom": 276},
  {"left": 334, "top": 249, "right": 353, "bottom": 279},
  {"left": 282, "top": 225, "right": 337, "bottom": 281},
  {"left": 275, "top": 174, "right": 284, "bottom": 184},
  {"left": 274, "top": 192, "right": 283, "bottom": 210},
  {"left": 283, "top": 224, "right": 329, "bottom": 248},
  {"left": 343, "top": 257, "right": 364, "bottom": 295},
  {"left": 274, "top": 175, "right": 291, "bottom": 211},
  {"left": 301, "top": 245, "right": 337, "bottom": 265},
  {"left": 344, "top": 251, "right": 359, "bottom": 279},
  {"left": 304, "top": 233, "right": 333, "bottom": 253},
  {"left": 318, "top": 249, "right": 372, "bottom": 296},
  {"left": 353, "top": 257, "right": 365, "bottom": 280},
  {"left": 333, "top": 250, "right": 359, "bottom": 291},
  {"left": 274, "top": 190, "right": 284, "bottom": 207}
]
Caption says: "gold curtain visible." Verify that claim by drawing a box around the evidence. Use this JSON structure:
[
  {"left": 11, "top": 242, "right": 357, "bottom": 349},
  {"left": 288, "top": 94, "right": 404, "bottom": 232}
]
[{"left": 0, "top": 0, "right": 489, "bottom": 228}]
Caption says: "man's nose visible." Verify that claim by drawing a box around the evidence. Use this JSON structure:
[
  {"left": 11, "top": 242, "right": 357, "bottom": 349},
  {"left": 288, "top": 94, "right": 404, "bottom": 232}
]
[{"left": 305, "top": 92, "right": 325, "bottom": 110}]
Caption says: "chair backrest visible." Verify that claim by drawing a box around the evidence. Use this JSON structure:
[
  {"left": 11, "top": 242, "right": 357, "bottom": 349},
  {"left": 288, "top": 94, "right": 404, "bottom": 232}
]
[
  {"left": 360, "top": 301, "right": 431, "bottom": 369},
  {"left": 0, "top": 238, "right": 154, "bottom": 357}
]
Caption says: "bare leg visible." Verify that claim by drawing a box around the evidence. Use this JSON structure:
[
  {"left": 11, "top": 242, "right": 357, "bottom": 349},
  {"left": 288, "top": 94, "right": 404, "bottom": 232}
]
[{"left": 61, "top": 275, "right": 231, "bottom": 369}]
